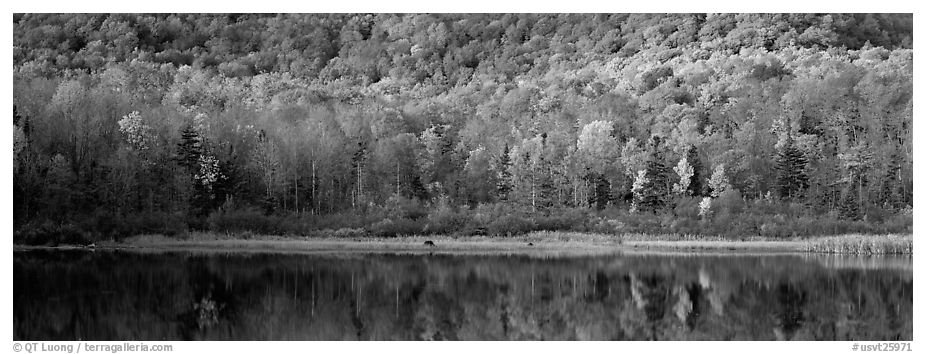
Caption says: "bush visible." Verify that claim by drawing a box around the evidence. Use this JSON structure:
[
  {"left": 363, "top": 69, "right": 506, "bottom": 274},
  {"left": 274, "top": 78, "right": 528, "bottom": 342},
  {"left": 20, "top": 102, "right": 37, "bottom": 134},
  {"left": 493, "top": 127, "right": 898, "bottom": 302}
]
[
  {"left": 14, "top": 221, "right": 91, "bottom": 246},
  {"left": 328, "top": 228, "right": 366, "bottom": 238},
  {"left": 377, "top": 195, "right": 428, "bottom": 220},
  {"left": 121, "top": 212, "right": 188, "bottom": 238},
  {"left": 305, "top": 212, "right": 377, "bottom": 230},
  {"left": 534, "top": 208, "right": 588, "bottom": 232},
  {"left": 368, "top": 218, "right": 424, "bottom": 237},
  {"left": 486, "top": 214, "right": 535, "bottom": 236},
  {"left": 713, "top": 189, "right": 745, "bottom": 215},
  {"left": 673, "top": 196, "right": 701, "bottom": 219},
  {"left": 424, "top": 204, "right": 472, "bottom": 235},
  {"left": 882, "top": 211, "right": 913, "bottom": 234},
  {"left": 207, "top": 207, "right": 282, "bottom": 235}
]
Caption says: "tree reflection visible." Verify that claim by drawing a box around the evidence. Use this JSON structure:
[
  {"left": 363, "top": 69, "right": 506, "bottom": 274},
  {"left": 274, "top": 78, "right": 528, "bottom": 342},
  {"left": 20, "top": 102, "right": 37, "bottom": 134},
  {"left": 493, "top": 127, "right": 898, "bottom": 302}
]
[{"left": 13, "top": 251, "right": 912, "bottom": 341}]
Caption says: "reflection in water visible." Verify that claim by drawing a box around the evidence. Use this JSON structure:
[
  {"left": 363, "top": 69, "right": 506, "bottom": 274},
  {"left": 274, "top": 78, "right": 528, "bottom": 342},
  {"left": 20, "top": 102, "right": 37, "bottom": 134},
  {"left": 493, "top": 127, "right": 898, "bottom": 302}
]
[{"left": 13, "top": 250, "right": 911, "bottom": 341}]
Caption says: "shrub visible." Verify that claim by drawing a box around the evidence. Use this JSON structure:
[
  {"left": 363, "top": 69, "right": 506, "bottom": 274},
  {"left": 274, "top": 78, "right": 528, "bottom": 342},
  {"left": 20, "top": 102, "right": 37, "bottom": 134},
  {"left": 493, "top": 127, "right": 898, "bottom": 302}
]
[
  {"left": 121, "top": 212, "right": 188, "bottom": 237},
  {"left": 673, "top": 196, "right": 701, "bottom": 219},
  {"left": 486, "top": 214, "right": 535, "bottom": 236},
  {"left": 329, "top": 228, "right": 366, "bottom": 238},
  {"left": 534, "top": 208, "right": 588, "bottom": 232},
  {"left": 424, "top": 207, "right": 472, "bottom": 235},
  {"left": 14, "top": 221, "right": 91, "bottom": 246},
  {"left": 713, "top": 189, "right": 745, "bottom": 215},
  {"left": 378, "top": 195, "right": 428, "bottom": 220},
  {"left": 368, "top": 218, "right": 424, "bottom": 237},
  {"left": 207, "top": 207, "right": 281, "bottom": 235}
]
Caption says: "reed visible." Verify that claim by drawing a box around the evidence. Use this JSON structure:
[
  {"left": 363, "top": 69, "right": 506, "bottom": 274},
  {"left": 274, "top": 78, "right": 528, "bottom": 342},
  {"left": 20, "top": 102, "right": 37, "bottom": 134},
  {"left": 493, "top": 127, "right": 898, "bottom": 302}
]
[{"left": 803, "top": 234, "right": 912, "bottom": 255}]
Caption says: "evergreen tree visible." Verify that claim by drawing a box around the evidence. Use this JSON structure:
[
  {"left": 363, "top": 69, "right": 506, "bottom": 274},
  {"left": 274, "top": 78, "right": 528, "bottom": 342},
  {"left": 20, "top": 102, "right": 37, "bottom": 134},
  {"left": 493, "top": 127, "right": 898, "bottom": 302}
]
[
  {"left": 177, "top": 125, "right": 203, "bottom": 175},
  {"left": 494, "top": 143, "right": 512, "bottom": 201},
  {"left": 535, "top": 154, "right": 556, "bottom": 212},
  {"left": 13, "top": 105, "right": 22, "bottom": 125},
  {"left": 633, "top": 136, "right": 672, "bottom": 212},
  {"left": 591, "top": 173, "right": 610, "bottom": 210},
  {"left": 881, "top": 149, "right": 905, "bottom": 209},
  {"left": 685, "top": 145, "right": 703, "bottom": 196},
  {"left": 839, "top": 184, "right": 860, "bottom": 220},
  {"left": 775, "top": 136, "right": 809, "bottom": 200}
]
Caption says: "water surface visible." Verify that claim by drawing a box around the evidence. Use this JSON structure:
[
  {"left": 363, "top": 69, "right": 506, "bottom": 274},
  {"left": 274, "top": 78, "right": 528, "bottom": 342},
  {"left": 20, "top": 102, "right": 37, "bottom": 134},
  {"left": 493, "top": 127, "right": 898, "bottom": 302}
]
[{"left": 13, "top": 249, "right": 912, "bottom": 340}]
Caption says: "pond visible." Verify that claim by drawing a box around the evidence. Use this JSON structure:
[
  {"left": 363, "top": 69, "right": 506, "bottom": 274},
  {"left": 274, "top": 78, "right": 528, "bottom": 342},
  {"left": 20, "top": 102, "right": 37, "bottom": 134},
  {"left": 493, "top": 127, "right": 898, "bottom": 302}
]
[{"left": 13, "top": 249, "right": 912, "bottom": 341}]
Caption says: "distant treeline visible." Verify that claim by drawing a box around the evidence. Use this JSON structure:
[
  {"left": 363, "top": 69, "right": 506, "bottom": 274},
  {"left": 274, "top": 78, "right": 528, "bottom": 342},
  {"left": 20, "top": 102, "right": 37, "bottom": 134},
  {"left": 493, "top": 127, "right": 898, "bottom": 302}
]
[{"left": 13, "top": 14, "right": 912, "bottom": 240}]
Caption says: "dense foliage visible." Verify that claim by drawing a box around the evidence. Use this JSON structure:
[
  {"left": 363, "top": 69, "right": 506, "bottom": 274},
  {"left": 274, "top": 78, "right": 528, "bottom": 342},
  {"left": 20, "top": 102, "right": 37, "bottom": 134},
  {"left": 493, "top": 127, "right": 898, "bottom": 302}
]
[{"left": 13, "top": 13, "right": 913, "bottom": 240}]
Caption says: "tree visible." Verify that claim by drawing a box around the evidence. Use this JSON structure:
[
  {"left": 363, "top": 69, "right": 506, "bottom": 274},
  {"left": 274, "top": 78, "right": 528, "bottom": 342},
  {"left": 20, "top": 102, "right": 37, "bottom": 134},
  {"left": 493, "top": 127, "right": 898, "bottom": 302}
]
[
  {"left": 632, "top": 136, "right": 672, "bottom": 213},
  {"left": 417, "top": 124, "right": 454, "bottom": 198},
  {"left": 577, "top": 120, "right": 620, "bottom": 209},
  {"left": 673, "top": 155, "right": 693, "bottom": 196},
  {"left": 494, "top": 143, "right": 513, "bottom": 201},
  {"left": 252, "top": 137, "right": 281, "bottom": 212},
  {"left": 177, "top": 124, "right": 203, "bottom": 174},
  {"left": 684, "top": 146, "right": 703, "bottom": 196},
  {"left": 708, "top": 164, "right": 730, "bottom": 198},
  {"left": 462, "top": 146, "right": 494, "bottom": 205},
  {"left": 774, "top": 136, "right": 809, "bottom": 200}
]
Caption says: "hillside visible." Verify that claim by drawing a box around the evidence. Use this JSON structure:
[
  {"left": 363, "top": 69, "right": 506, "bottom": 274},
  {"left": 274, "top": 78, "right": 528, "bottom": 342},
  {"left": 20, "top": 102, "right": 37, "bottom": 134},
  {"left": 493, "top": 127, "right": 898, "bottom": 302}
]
[{"left": 12, "top": 14, "right": 913, "bottom": 241}]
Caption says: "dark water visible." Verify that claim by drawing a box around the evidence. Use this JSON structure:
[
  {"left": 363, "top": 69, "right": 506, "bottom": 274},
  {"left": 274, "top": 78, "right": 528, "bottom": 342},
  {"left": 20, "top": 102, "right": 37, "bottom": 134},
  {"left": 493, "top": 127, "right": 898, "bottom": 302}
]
[{"left": 14, "top": 249, "right": 912, "bottom": 341}]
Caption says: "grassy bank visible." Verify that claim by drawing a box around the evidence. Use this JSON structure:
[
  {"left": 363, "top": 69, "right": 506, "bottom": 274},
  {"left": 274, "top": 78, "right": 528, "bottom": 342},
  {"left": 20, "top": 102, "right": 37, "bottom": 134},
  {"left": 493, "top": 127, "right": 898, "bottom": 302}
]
[
  {"left": 13, "top": 199, "right": 912, "bottom": 247},
  {"left": 46, "top": 231, "right": 908, "bottom": 256}
]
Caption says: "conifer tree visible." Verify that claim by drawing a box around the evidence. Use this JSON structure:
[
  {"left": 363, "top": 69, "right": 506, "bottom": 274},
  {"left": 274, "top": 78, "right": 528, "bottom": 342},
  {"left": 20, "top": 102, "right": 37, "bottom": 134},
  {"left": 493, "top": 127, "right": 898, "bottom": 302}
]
[
  {"left": 881, "top": 149, "right": 904, "bottom": 209},
  {"left": 633, "top": 136, "right": 672, "bottom": 212},
  {"left": 685, "top": 145, "right": 703, "bottom": 196},
  {"left": 592, "top": 174, "right": 610, "bottom": 210},
  {"left": 839, "top": 184, "right": 860, "bottom": 220},
  {"left": 177, "top": 124, "right": 203, "bottom": 175},
  {"left": 494, "top": 143, "right": 512, "bottom": 201},
  {"left": 775, "top": 136, "right": 809, "bottom": 200},
  {"left": 176, "top": 124, "right": 216, "bottom": 215},
  {"left": 535, "top": 154, "right": 556, "bottom": 212}
]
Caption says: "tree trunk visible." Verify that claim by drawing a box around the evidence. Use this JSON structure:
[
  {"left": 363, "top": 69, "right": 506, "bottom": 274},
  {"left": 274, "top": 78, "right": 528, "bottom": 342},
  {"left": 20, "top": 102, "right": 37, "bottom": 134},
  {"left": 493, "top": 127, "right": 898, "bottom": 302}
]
[
  {"left": 294, "top": 171, "right": 299, "bottom": 213},
  {"left": 312, "top": 160, "right": 316, "bottom": 214}
]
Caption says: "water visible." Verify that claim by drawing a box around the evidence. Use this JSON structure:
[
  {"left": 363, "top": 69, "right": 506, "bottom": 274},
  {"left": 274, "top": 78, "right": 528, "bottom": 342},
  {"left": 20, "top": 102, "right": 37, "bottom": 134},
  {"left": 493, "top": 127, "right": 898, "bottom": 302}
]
[{"left": 14, "top": 249, "right": 912, "bottom": 341}]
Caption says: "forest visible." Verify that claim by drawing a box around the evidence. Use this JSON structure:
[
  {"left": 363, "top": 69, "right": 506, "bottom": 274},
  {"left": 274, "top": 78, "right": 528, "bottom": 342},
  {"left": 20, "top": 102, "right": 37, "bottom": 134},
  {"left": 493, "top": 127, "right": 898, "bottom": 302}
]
[{"left": 12, "top": 13, "right": 913, "bottom": 243}]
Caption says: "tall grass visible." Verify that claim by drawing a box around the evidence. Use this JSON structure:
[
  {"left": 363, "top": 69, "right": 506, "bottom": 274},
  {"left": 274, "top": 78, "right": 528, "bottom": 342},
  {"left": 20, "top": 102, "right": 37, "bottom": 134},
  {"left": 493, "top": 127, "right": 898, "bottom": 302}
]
[{"left": 804, "top": 234, "right": 913, "bottom": 255}]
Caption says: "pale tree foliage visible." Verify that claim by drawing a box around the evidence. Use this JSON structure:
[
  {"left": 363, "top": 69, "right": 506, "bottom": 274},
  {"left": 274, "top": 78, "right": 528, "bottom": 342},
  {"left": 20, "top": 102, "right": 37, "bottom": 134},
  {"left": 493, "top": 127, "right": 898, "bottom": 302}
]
[
  {"left": 117, "top": 111, "right": 152, "bottom": 152},
  {"left": 630, "top": 169, "right": 648, "bottom": 213},
  {"left": 50, "top": 80, "right": 86, "bottom": 116},
  {"left": 699, "top": 197, "right": 712, "bottom": 218},
  {"left": 576, "top": 120, "right": 619, "bottom": 174},
  {"left": 193, "top": 112, "right": 210, "bottom": 133},
  {"left": 463, "top": 146, "right": 489, "bottom": 175},
  {"left": 837, "top": 143, "right": 873, "bottom": 178},
  {"left": 99, "top": 65, "right": 131, "bottom": 94},
  {"left": 673, "top": 155, "right": 694, "bottom": 195},
  {"left": 620, "top": 137, "right": 647, "bottom": 177},
  {"left": 162, "top": 65, "right": 233, "bottom": 112},
  {"left": 708, "top": 164, "right": 730, "bottom": 198},
  {"left": 195, "top": 154, "right": 223, "bottom": 193}
]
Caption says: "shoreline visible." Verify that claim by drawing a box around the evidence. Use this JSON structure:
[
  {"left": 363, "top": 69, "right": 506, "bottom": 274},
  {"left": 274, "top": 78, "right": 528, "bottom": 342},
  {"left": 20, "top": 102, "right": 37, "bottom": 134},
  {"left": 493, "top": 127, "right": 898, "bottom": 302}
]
[{"left": 13, "top": 232, "right": 912, "bottom": 256}]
